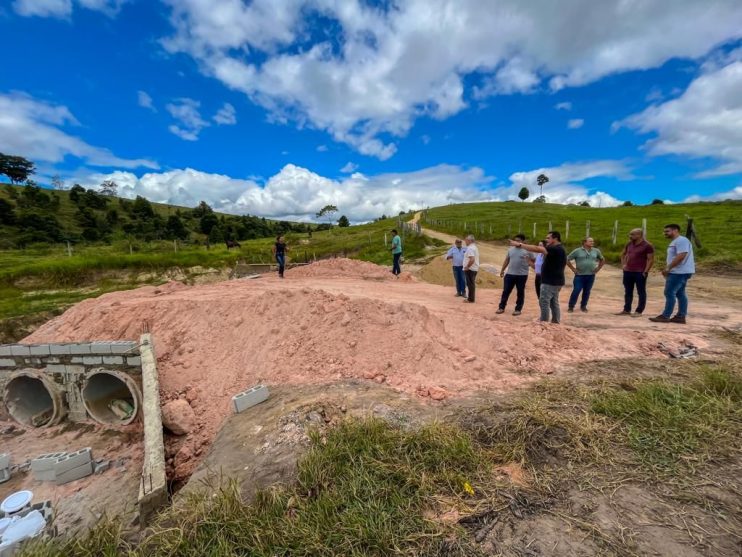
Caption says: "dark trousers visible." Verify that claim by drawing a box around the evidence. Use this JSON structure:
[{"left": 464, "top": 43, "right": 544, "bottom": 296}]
[
  {"left": 452, "top": 266, "right": 466, "bottom": 296},
  {"left": 534, "top": 274, "right": 542, "bottom": 299},
  {"left": 568, "top": 274, "right": 596, "bottom": 309},
  {"left": 465, "top": 270, "right": 477, "bottom": 302},
  {"left": 276, "top": 254, "right": 285, "bottom": 277},
  {"left": 392, "top": 253, "right": 401, "bottom": 275},
  {"left": 499, "top": 274, "right": 528, "bottom": 311},
  {"left": 623, "top": 271, "right": 647, "bottom": 313}
]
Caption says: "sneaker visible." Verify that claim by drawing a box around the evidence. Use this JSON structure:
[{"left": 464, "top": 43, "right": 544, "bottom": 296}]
[
  {"left": 631, "top": 312, "right": 642, "bottom": 318},
  {"left": 463, "top": 299, "right": 474, "bottom": 303},
  {"left": 670, "top": 315, "right": 686, "bottom": 324},
  {"left": 567, "top": 308, "right": 574, "bottom": 313},
  {"left": 615, "top": 311, "right": 631, "bottom": 315},
  {"left": 512, "top": 310, "right": 522, "bottom": 316},
  {"left": 495, "top": 308, "right": 505, "bottom": 314},
  {"left": 649, "top": 315, "right": 671, "bottom": 323},
  {"left": 580, "top": 307, "right": 588, "bottom": 313}
]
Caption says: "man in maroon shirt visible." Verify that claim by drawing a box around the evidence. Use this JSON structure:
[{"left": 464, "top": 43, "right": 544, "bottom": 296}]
[{"left": 617, "top": 228, "right": 654, "bottom": 316}]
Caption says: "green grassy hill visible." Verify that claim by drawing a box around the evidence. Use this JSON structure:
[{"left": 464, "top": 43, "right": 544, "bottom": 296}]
[{"left": 423, "top": 201, "right": 741, "bottom": 271}]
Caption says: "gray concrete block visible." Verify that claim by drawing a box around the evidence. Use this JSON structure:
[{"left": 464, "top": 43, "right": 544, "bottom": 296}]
[
  {"left": 0, "top": 358, "right": 15, "bottom": 367},
  {"left": 31, "top": 452, "right": 67, "bottom": 472},
  {"left": 54, "top": 447, "right": 92, "bottom": 476},
  {"left": 45, "top": 364, "right": 67, "bottom": 374},
  {"left": 46, "top": 357, "right": 60, "bottom": 363},
  {"left": 25, "top": 357, "right": 42, "bottom": 365},
  {"left": 49, "top": 344, "right": 72, "bottom": 355},
  {"left": 232, "top": 384, "right": 270, "bottom": 414},
  {"left": 33, "top": 469, "right": 57, "bottom": 482},
  {"left": 10, "top": 345, "right": 30, "bottom": 356},
  {"left": 102, "top": 356, "right": 124, "bottom": 365},
  {"left": 127, "top": 356, "right": 142, "bottom": 366},
  {"left": 69, "top": 343, "right": 92, "bottom": 355},
  {"left": 82, "top": 356, "right": 103, "bottom": 365},
  {"left": 70, "top": 357, "right": 84, "bottom": 363},
  {"left": 65, "top": 364, "right": 85, "bottom": 374},
  {"left": 0, "top": 345, "right": 12, "bottom": 356},
  {"left": 94, "top": 460, "right": 110, "bottom": 474},
  {"left": 110, "top": 341, "right": 138, "bottom": 354},
  {"left": 0, "top": 468, "right": 9, "bottom": 484},
  {"left": 0, "top": 454, "right": 9, "bottom": 468},
  {"left": 90, "top": 342, "right": 112, "bottom": 354},
  {"left": 29, "top": 344, "right": 50, "bottom": 356},
  {"left": 55, "top": 460, "right": 93, "bottom": 485}
]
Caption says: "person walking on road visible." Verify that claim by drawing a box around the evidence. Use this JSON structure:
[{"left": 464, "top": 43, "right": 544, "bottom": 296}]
[
  {"left": 566, "top": 237, "right": 604, "bottom": 313},
  {"left": 497, "top": 234, "right": 534, "bottom": 316},
  {"left": 618, "top": 228, "right": 654, "bottom": 317},
  {"left": 445, "top": 239, "right": 467, "bottom": 297},
  {"left": 649, "top": 224, "right": 695, "bottom": 324},
  {"left": 390, "top": 229, "right": 402, "bottom": 277},
  {"left": 272, "top": 235, "right": 289, "bottom": 278},
  {"left": 462, "top": 235, "right": 480, "bottom": 303},
  {"left": 512, "top": 231, "right": 566, "bottom": 323}
]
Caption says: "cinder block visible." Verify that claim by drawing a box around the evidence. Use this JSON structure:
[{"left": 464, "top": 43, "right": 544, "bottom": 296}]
[
  {"left": 0, "top": 358, "right": 15, "bottom": 367},
  {"left": 69, "top": 343, "right": 92, "bottom": 355},
  {"left": 25, "top": 357, "right": 42, "bottom": 365},
  {"left": 127, "top": 356, "right": 142, "bottom": 366},
  {"left": 53, "top": 447, "right": 92, "bottom": 476},
  {"left": 55, "top": 460, "right": 93, "bottom": 485},
  {"left": 70, "top": 357, "right": 84, "bottom": 363},
  {"left": 49, "top": 344, "right": 72, "bottom": 355},
  {"left": 90, "top": 342, "right": 112, "bottom": 354},
  {"left": 46, "top": 357, "right": 60, "bottom": 363},
  {"left": 33, "top": 469, "right": 57, "bottom": 482},
  {"left": 0, "top": 468, "right": 9, "bottom": 483},
  {"left": 82, "top": 356, "right": 102, "bottom": 365},
  {"left": 65, "top": 364, "right": 85, "bottom": 374},
  {"left": 29, "top": 344, "right": 50, "bottom": 356},
  {"left": 45, "top": 364, "right": 67, "bottom": 374},
  {"left": 110, "top": 341, "right": 138, "bottom": 354},
  {"left": 0, "top": 454, "right": 9, "bottom": 468},
  {"left": 0, "top": 345, "right": 13, "bottom": 356},
  {"left": 232, "top": 384, "right": 270, "bottom": 414},
  {"left": 10, "top": 345, "right": 30, "bottom": 357},
  {"left": 102, "top": 356, "right": 124, "bottom": 365},
  {"left": 31, "top": 452, "right": 67, "bottom": 472}
]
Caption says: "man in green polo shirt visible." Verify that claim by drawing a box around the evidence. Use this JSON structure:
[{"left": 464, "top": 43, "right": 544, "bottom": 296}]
[{"left": 567, "top": 237, "right": 604, "bottom": 313}]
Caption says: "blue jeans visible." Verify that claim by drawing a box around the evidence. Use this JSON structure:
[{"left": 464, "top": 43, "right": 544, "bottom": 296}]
[
  {"left": 568, "top": 274, "right": 595, "bottom": 309},
  {"left": 392, "top": 253, "right": 402, "bottom": 275},
  {"left": 452, "top": 266, "right": 465, "bottom": 296},
  {"left": 623, "top": 271, "right": 648, "bottom": 313},
  {"left": 276, "top": 254, "right": 286, "bottom": 277},
  {"left": 500, "top": 274, "right": 528, "bottom": 311},
  {"left": 662, "top": 273, "right": 692, "bottom": 317}
]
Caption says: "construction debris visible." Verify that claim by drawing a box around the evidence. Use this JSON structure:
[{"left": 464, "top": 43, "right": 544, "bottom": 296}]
[
  {"left": 232, "top": 385, "right": 270, "bottom": 414},
  {"left": 657, "top": 340, "right": 699, "bottom": 359},
  {"left": 0, "top": 455, "right": 9, "bottom": 484}
]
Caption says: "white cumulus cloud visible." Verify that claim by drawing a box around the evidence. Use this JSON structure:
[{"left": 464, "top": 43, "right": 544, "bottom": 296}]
[
  {"left": 159, "top": 0, "right": 742, "bottom": 158},
  {"left": 13, "top": 0, "right": 124, "bottom": 17},
  {"left": 555, "top": 102, "right": 572, "bottom": 111},
  {"left": 137, "top": 90, "right": 155, "bottom": 111},
  {"left": 567, "top": 118, "right": 584, "bottom": 129},
  {"left": 340, "top": 162, "right": 358, "bottom": 173},
  {"left": 0, "top": 92, "right": 157, "bottom": 169},
  {"left": 166, "top": 98, "right": 210, "bottom": 141},
  {"left": 213, "top": 102, "right": 237, "bottom": 125}
]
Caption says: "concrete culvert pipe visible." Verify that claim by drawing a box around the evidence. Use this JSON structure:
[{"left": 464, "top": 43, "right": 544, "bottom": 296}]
[
  {"left": 82, "top": 370, "right": 142, "bottom": 426},
  {"left": 3, "top": 371, "right": 66, "bottom": 427}
]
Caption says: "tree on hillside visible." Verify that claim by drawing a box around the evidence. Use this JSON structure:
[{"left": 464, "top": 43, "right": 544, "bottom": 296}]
[
  {"left": 533, "top": 195, "right": 547, "bottom": 203},
  {"left": 51, "top": 174, "right": 65, "bottom": 190},
  {"left": 580, "top": 200, "right": 591, "bottom": 207},
  {"left": 0, "top": 153, "right": 35, "bottom": 184},
  {"left": 68, "top": 184, "right": 85, "bottom": 203},
  {"left": 338, "top": 215, "right": 350, "bottom": 227},
  {"left": 536, "top": 173, "right": 549, "bottom": 198},
  {"left": 622, "top": 200, "right": 634, "bottom": 207},
  {"left": 192, "top": 200, "right": 213, "bottom": 218},
  {"left": 132, "top": 195, "right": 155, "bottom": 218},
  {"left": 99, "top": 180, "right": 118, "bottom": 197},
  {"left": 165, "top": 214, "right": 189, "bottom": 240},
  {"left": 0, "top": 198, "right": 15, "bottom": 225},
  {"left": 316, "top": 204, "right": 338, "bottom": 229},
  {"left": 651, "top": 198, "right": 664, "bottom": 205},
  {"left": 518, "top": 187, "right": 530, "bottom": 202},
  {"left": 199, "top": 212, "right": 219, "bottom": 235}
]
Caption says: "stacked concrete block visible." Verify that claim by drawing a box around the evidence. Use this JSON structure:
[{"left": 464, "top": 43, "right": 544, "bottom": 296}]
[
  {"left": 232, "top": 384, "right": 270, "bottom": 414},
  {"left": 54, "top": 447, "right": 93, "bottom": 485},
  {"left": 0, "top": 453, "right": 9, "bottom": 483},
  {"left": 31, "top": 452, "right": 66, "bottom": 482}
]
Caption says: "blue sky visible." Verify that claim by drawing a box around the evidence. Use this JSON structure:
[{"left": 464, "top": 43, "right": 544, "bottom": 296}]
[{"left": 1, "top": 0, "right": 741, "bottom": 221}]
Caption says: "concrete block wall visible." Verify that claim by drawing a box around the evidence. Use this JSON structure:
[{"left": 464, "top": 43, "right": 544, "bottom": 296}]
[{"left": 0, "top": 341, "right": 142, "bottom": 423}]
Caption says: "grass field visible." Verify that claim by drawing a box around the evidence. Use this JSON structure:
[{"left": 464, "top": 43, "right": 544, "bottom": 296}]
[
  {"left": 0, "top": 216, "right": 441, "bottom": 324},
  {"left": 422, "top": 200, "right": 742, "bottom": 271}
]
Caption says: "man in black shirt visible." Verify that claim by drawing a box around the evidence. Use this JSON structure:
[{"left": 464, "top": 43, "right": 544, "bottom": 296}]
[{"left": 510, "top": 231, "right": 567, "bottom": 323}]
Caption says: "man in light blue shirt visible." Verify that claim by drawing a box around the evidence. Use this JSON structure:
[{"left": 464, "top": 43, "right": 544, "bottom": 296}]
[
  {"left": 650, "top": 223, "right": 695, "bottom": 324},
  {"left": 390, "top": 229, "right": 402, "bottom": 276},
  {"left": 445, "top": 239, "right": 467, "bottom": 297}
]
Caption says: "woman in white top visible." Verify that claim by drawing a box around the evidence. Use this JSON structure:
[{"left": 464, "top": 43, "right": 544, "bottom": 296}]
[{"left": 530, "top": 240, "right": 547, "bottom": 298}]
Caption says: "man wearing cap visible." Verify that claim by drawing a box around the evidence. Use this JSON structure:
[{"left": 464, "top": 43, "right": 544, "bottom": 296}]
[{"left": 445, "top": 239, "right": 467, "bottom": 297}]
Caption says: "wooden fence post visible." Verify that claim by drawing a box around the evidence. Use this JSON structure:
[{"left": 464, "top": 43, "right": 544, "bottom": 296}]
[
  {"left": 565, "top": 221, "right": 570, "bottom": 240},
  {"left": 642, "top": 218, "right": 647, "bottom": 238},
  {"left": 612, "top": 220, "right": 618, "bottom": 245},
  {"left": 586, "top": 220, "right": 591, "bottom": 238},
  {"left": 532, "top": 223, "right": 537, "bottom": 239},
  {"left": 66, "top": 241, "right": 72, "bottom": 257}
]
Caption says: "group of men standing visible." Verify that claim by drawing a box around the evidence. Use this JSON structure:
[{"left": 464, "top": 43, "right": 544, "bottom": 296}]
[{"left": 442, "top": 224, "right": 695, "bottom": 324}]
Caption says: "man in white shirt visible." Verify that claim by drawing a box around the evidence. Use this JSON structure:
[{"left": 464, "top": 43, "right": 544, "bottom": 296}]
[
  {"left": 463, "top": 234, "right": 480, "bottom": 303},
  {"left": 649, "top": 223, "right": 695, "bottom": 324},
  {"left": 445, "top": 239, "right": 467, "bottom": 297}
]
